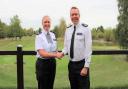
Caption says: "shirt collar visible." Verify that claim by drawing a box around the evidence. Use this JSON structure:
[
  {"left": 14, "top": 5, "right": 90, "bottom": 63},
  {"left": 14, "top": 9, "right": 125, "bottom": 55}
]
[
  {"left": 72, "top": 22, "right": 80, "bottom": 29},
  {"left": 42, "top": 28, "right": 50, "bottom": 35}
]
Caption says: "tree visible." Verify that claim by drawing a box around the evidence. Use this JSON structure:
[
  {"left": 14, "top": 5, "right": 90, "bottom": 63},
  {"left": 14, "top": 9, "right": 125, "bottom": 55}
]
[
  {"left": 116, "top": 0, "right": 128, "bottom": 49},
  {"left": 35, "top": 27, "right": 42, "bottom": 35},
  {"left": 26, "top": 28, "right": 34, "bottom": 36},
  {"left": 22, "top": 28, "right": 27, "bottom": 36},
  {"left": 0, "top": 20, "right": 7, "bottom": 38},
  {"left": 38, "top": 27, "right": 42, "bottom": 34},
  {"left": 9, "top": 15, "right": 23, "bottom": 40},
  {"left": 91, "top": 28, "right": 98, "bottom": 39},
  {"left": 116, "top": 0, "right": 128, "bottom": 61},
  {"left": 0, "top": 20, "right": 5, "bottom": 38},
  {"left": 53, "top": 26, "right": 59, "bottom": 38},
  {"left": 57, "top": 18, "right": 66, "bottom": 38},
  {"left": 52, "top": 18, "right": 66, "bottom": 38},
  {"left": 97, "top": 25, "right": 104, "bottom": 33}
]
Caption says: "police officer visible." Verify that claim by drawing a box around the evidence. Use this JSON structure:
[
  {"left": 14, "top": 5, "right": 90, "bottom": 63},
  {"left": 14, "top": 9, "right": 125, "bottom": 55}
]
[
  {"left": 35, "top": 16, "right": 62, "bottom": 89},
  {"left": 62, "top": 7, "right": 92, "bottom": 89}
]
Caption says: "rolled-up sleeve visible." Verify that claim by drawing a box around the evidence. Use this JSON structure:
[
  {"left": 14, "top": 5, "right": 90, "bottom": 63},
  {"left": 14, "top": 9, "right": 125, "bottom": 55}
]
[{"left": 84, "top": 28, "right": 92, "bottom": 67}]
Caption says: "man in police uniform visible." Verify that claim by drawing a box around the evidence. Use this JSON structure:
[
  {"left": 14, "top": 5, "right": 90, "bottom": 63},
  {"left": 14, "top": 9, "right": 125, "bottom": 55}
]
[
  {"left": 62, "top": 7, "right": 92, "bottom": 89},
  {"left": 35, "top": 16, "right": 62, "bottom": 89}
]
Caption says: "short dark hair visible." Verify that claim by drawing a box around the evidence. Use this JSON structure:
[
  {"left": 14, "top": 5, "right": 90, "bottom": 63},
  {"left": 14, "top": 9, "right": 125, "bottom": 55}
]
[
  {"left": 70, "top": 6, "right": 80, "bottom": 15},
  {"left": 71, "top": 6, "right": 78, "bottom": 10}
]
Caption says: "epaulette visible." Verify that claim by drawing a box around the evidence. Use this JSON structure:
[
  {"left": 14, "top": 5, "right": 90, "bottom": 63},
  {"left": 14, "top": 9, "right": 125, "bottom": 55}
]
[
  {"left": 50, "top": 31, "right": 55, "bottom": 33},
  {"left": 81, "top": 23, "right": 88, "bottom": 27},
  {"left": 50, "top": 31, "right": 56, "bottom": 35},
  {"left": 50, "top": 31, "right": 57, "bottom": 38},
  {"left": 67, "top": 25, "right": 72, "bottom": 28}
]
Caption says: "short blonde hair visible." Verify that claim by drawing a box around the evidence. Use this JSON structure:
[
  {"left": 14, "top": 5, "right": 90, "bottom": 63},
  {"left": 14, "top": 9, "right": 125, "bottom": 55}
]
[{"left": 42, "top": 15, "right": 51, "bottom": 23}]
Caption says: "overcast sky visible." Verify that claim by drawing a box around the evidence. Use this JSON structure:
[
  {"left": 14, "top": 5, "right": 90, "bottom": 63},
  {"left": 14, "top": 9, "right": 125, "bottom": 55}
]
[{"left": 0, "top": 0, "right": 119, "bottom": 30}]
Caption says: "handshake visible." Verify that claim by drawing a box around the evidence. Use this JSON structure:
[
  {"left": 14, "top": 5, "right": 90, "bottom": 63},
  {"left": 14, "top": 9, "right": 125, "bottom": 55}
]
[{"left": 55, "top": 52, "right": 64, "bottom": 59}]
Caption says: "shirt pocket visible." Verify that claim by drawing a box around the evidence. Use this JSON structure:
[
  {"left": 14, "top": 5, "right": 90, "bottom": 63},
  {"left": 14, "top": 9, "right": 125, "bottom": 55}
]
[
  {"left": 51, "top": 37, "right": 57, "bottom": 51},
  {"left": 75, "top": 35, "right": 85, "bottom": 49},
  {"left": 53, "top": 38, "right": 57, "bottom": 44},
  {"left": 75, "top": 35, "right": 84, "bottom": 41}
]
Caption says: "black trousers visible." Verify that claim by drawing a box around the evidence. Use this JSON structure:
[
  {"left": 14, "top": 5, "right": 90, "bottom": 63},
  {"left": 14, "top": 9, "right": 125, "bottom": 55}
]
[
  {"left": 68, "top": 59, "right": 90, "bottom": 89},
  {"left": 36, "top": 58, "right": 56, "bottom": 89}
]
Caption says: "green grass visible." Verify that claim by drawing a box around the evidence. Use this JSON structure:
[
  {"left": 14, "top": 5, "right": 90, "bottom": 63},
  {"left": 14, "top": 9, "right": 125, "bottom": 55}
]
[{"left": 0, "top": 36, "right": 128, "bottom": 89}]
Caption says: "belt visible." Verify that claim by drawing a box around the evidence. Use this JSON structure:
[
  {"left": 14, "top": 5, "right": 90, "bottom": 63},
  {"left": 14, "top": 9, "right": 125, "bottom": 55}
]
[
  {"left": 37, "top": 57, "right": 55, "bottom": 61},
  {"left": 69, "top": 59, "right": 85, "bottom": 64},
  {"left": 38, "top": 57, "right": 55, "bottom": 59}
]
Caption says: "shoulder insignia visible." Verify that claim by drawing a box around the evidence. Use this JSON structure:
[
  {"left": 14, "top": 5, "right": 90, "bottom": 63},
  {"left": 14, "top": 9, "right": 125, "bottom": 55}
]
[
  {"left": 50, "top": 31, "right": 56, "bottom": 35},
  {"left": 50, "top": 31, "right": 57, "bottom": 37},
  {"left": 82, "top": 23, "right": 88, "bottom": 27},
  {"left": 50, "top": 31, "right": 54, "bottom": 33},
  {"left": 67, "top": 25, "right": 72, "bottom": 28}
]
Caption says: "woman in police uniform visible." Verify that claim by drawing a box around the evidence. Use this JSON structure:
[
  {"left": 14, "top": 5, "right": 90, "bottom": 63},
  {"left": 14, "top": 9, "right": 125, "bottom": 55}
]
[{"left": 35, "top": 16, "right": 62, "bottom": 89}]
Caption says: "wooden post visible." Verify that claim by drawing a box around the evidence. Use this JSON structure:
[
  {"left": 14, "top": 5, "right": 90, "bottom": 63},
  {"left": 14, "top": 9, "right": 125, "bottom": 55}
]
[{"left": 17, "top": 45, "right": 24, "bottom": 89}]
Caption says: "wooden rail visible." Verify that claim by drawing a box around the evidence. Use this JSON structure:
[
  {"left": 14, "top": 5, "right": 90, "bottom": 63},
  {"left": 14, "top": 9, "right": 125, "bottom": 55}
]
[{"left": 0, "top": 45, "right": 128, "bottom": 89}]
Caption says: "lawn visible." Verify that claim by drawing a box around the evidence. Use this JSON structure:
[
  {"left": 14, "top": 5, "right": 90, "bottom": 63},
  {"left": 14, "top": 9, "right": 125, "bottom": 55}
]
[{"left": 0, "top": 36, "right": 128, "bottom": 89}]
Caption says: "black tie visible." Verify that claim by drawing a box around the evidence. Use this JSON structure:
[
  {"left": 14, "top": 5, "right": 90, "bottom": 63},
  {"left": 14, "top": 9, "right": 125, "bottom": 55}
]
[{"left": 70, "top": 26, "right": 76, "bottom": 59}]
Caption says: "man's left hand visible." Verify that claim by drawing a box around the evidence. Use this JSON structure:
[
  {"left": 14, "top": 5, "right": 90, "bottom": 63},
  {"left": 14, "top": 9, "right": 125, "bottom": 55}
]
[{"left": 80, "top": 67, "right": 88, "bottom": 76}]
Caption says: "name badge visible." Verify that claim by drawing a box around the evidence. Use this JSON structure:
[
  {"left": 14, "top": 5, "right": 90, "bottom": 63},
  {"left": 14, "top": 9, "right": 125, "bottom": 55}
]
[{"left": 77, "top": 33, "right": 83, "bottom": 35}]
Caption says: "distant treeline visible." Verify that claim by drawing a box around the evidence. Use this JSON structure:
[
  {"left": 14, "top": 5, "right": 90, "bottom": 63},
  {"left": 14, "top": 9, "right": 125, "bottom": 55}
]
[
  {"left": 0, "top": 15, "right": 35, "bottom": 40},
  {"left": 0, "top": 15, "right": 117, "bottom": 43},
  {"left": 92, "top": 26, "right": 116, "bottom": 42},
  {"left": 0, "top": 16, "right": 67, "bottom": 40}
]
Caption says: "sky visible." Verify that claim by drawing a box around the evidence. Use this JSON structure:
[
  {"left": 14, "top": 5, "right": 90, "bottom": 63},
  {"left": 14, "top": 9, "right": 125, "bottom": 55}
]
[{"left": 0, "top": 0, "right": 119, "bottom": 30}]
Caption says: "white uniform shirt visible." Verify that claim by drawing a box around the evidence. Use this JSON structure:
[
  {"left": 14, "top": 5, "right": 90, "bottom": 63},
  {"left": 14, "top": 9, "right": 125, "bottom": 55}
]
[
  {"left": 62, "top": 23, "right": 92, "bottom": 67},
  {"left": 35, "top": 29, "right": 57, "bottom": 58}
]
